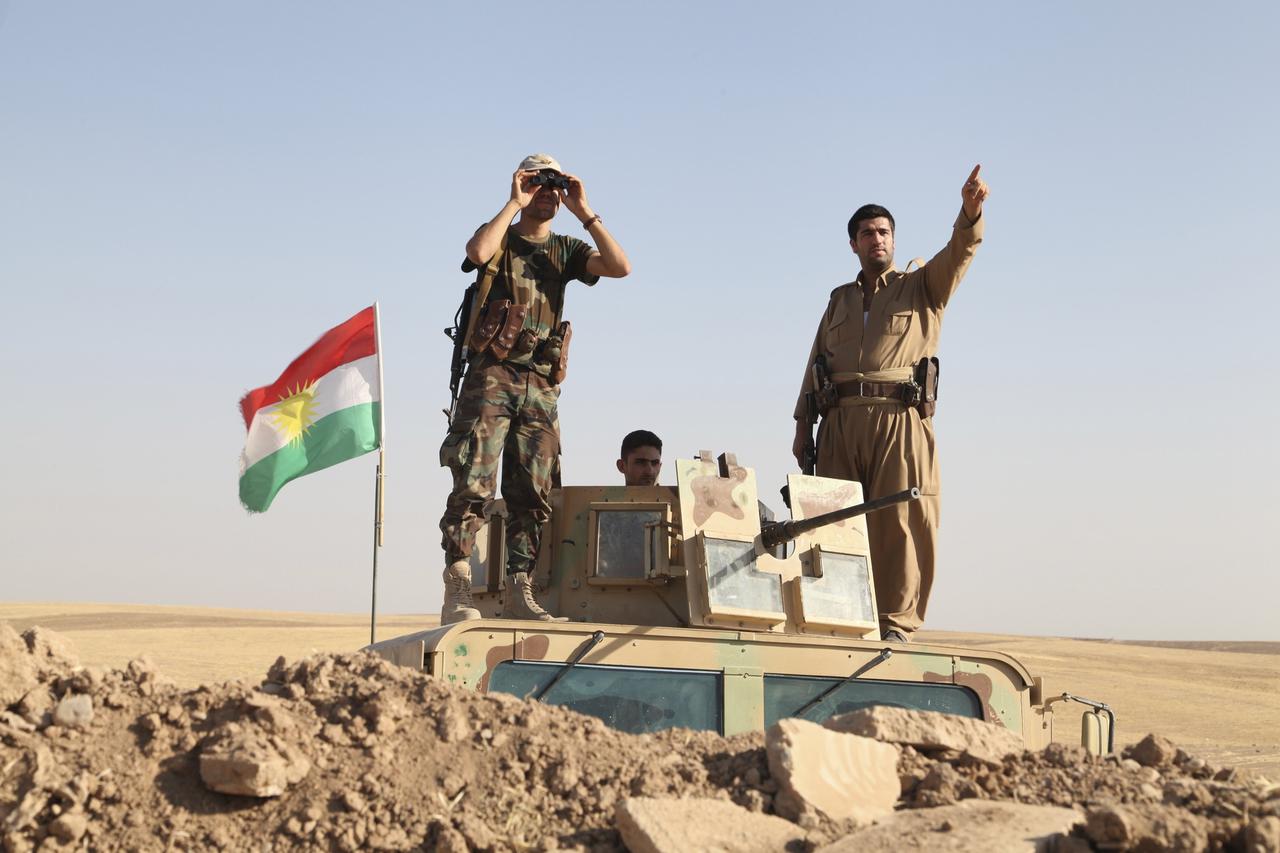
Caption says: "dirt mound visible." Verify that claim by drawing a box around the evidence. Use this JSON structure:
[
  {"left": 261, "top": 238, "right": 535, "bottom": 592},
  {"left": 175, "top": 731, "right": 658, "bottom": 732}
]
[{"left": 2, "top": 623, "right": 1278, "bottom": 851}]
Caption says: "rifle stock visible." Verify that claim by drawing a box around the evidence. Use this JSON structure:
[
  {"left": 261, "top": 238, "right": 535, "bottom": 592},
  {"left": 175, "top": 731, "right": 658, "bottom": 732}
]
[
  {"left": 445, "top": 233, "right": 509, "bottom": 426},
  {"left": 443, "top": 283, "right": 474, "bottom": 425},
  {"left": 799, "top": 354, "right": 831, "bottom": 475},
  {"left": 801, "top": 391, "right": 817, "bottom": 475}
]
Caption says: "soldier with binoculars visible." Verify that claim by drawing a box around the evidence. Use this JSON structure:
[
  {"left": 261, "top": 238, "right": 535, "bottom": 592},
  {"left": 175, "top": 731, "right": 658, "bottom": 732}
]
[{"left": 438, "top": 154, "right": 631, "bottom": 625}]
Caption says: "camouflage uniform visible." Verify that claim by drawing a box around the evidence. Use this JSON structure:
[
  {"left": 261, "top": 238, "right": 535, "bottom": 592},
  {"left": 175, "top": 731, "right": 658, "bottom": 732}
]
[{"left": 440, "top": 227, "right": 598, "bottom": 574}]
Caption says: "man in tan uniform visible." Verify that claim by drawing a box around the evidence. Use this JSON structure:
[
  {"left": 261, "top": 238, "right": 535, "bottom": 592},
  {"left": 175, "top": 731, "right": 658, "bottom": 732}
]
[{"left": 792, "top": 165, "right": 990, "bottom": 643}]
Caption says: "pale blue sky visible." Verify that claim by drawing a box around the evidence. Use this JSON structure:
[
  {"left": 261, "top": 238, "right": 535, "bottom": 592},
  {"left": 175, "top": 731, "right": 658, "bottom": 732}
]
[{"left": 1, "top": 2, "right": 1276, "bottom": 638}]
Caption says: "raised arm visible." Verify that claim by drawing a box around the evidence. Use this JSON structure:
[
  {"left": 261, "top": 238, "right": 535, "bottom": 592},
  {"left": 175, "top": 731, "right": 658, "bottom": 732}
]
[
  {"left": 921, "top": 164, "right": 989, "bottom": 308},
  {"left": 562, "top": 174, "right": 631, "bottom": 278},
  {"left": 961, "top": 163, "right": 990, "bottom": 224},
  {"left": 465, "top": 169, "right": 540, "bottom": 266}
]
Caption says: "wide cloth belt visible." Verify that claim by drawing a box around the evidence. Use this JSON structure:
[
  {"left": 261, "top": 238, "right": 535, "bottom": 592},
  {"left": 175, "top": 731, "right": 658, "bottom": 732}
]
[
  {"left": 830, "top": 367, "right": 916, "bottom": 407},
  {"left": 836, "top": 379, "right": 910, "bottom": 399}
]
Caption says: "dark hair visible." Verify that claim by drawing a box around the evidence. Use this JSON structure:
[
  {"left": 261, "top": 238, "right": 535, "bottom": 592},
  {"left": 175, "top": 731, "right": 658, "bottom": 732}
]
[
  {"left": 621, "top": 430, "right": 662, "bottom": 458},
  {"left": 847, "top": 204, "right": 895, "bottom": 240}
]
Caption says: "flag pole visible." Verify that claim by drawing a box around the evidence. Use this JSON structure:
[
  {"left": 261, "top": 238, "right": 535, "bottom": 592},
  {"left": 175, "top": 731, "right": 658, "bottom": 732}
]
[{"left": 370, "top": 302, "right": 386, "bottom": 646}]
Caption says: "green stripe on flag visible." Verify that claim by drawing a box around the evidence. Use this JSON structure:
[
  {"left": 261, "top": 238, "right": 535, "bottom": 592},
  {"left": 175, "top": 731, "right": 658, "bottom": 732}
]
[{"left": 239, "top": 402, "right": 380, "bottom": 512}]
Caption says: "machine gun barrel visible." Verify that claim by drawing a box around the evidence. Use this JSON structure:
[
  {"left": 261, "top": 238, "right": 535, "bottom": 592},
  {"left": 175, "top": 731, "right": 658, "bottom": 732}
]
[{"left": 760, "top": 487, "right": 920, "bottom": 551}]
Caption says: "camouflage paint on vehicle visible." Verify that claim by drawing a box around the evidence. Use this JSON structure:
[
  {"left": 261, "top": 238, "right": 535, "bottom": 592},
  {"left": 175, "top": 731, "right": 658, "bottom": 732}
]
[
  {"left": 370, "top": 452, "right": 1106, "bottom": 751},
  {"left": 369, "top": 620, "right": 1047, "bottom": 742}
]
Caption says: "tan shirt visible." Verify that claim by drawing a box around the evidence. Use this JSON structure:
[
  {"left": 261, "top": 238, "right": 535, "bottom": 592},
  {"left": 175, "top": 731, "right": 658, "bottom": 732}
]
[{"left": 793, "top": 210, "right": 984, "bottom": 419}]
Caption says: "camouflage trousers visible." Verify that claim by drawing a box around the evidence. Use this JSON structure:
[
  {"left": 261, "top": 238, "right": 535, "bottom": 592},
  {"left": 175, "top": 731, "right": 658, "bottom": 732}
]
[{"left": 439, "top": 361, "right": 559, "bottom": 575}]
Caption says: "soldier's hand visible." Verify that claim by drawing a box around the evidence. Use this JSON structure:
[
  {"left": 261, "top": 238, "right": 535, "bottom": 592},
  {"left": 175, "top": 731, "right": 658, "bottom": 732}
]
[
  {"left": 792, "top": 420, "right": 809, "bottom": 467},
  {"left": 961, "top": 164, "right": 989, "bottom": 221},
  {"left": 511, "top": 169, "right": 540, "bottom": 209},
  {"left": 561, "top": 174, "right": 593, "bottom": 220}
]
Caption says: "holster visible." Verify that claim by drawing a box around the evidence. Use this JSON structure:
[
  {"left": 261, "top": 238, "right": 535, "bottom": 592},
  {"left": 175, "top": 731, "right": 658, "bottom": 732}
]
[
  {"left": 912, "top": 356, "right": 940, "bottom": 419},
  {"left": 811, "top": 355, "right": 837, "bottom": 415}
]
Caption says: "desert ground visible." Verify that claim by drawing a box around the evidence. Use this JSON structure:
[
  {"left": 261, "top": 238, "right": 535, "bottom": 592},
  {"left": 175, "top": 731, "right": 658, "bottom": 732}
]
[{"left": 2, "top": 602, "right": 1277, "bottom": 779}]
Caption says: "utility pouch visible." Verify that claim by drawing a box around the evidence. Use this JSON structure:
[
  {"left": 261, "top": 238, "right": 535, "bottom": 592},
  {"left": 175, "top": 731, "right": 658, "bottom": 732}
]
[
  {"left": 913, "top": 356, "right": 940, "bottom": 419},
  {"left": 469, "top": 298, "right": 510, "bottom": 355},
  {"left": 548, "top": 321, "right": 573, "bottom": 384},
  {"left": 488, "top": 303, "right": 528, "bottom": 361}
]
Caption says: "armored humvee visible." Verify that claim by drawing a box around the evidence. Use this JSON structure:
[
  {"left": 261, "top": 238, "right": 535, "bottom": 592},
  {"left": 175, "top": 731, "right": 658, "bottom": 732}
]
[{"left": 368, "top": 452, "right": 1113, "bottom": 753}]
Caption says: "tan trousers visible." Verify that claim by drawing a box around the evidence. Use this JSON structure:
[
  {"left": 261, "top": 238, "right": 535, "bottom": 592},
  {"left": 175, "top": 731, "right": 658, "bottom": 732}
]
[{"left": 815, "top": 403, "right": 939, "bottom": 635}]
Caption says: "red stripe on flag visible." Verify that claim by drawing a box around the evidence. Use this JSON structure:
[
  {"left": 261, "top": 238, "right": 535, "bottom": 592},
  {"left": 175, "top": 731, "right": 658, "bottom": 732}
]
[{"left": 240, "top": 306, "right": 377, "bottom": 429}]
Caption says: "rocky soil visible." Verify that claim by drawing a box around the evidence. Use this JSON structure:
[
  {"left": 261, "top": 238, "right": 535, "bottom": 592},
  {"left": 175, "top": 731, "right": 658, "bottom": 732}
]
[{"left": 2, "top": 622, "right": 1278, "bottom": 852}]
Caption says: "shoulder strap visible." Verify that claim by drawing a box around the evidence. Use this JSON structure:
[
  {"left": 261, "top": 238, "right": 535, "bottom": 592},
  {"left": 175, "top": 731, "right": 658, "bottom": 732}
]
[
  {"left": 461, "top": 229, "right": 509, "bottom": 347},
  {"left": 829, "top": 280, "right": 858, "bottom": 299},
  {"left": 904, "top": 257, "right": 927, "bottom": 273}
]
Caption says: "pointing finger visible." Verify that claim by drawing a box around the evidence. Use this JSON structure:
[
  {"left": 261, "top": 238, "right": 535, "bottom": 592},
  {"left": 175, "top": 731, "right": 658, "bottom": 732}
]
[{"left": 967, "top": 164, "right": 981, "bottom": 183}]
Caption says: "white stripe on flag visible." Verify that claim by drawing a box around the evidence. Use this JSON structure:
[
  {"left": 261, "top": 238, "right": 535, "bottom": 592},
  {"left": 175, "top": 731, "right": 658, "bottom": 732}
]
[{"left": 239, "top": 354, "right": 379, "bottom": 472}]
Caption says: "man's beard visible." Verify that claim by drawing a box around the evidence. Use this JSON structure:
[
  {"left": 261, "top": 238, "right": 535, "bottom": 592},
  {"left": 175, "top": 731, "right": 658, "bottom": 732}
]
[{"left": 863, "top": 253, "right": 892, "bottom": 275}]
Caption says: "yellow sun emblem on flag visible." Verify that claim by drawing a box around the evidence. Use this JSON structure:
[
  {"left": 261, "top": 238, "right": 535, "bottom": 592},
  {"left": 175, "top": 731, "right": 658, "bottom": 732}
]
[{"left": 269, "top": 382, "right": 319, "bottom": 445}]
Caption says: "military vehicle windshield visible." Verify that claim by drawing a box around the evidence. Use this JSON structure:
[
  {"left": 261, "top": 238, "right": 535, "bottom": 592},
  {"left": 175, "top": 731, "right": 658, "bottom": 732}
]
[
  {"left": 487, "top": 657, "right": 986, "bottom": 737},
  {"left": 488, "top": 660, "right": 722, "bottom": 734},
  {"left": 763, "top": 674, "right": 983, "bottom": 727}
]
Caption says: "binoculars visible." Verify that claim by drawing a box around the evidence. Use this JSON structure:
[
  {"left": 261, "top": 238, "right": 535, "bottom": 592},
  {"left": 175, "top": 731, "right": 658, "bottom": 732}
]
[{"left": 528, "top": 171, "right": 570, "bottom": 191}]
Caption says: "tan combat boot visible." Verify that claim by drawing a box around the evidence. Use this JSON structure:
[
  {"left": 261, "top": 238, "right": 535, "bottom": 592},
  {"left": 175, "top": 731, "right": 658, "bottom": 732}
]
[
  {"left": 440, "top": 560, "right": 481, "bottom": 625},
  {"left": 502, "top": 571, "right": 568, "bottom": 622}
]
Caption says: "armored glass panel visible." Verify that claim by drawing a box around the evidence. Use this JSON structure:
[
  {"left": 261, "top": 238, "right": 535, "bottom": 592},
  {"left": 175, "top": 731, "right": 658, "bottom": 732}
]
[
  {"left": 704, "top": 537, "right": 784, "bottom": 614},
  {"left": 596, "top": 510, "right": 662, "bottom": 579},
  {"left": 800, "top": 552, "right": 874, "bottom": 623},
  {"left": 489, "top": 661, "right": 722, "bottom": 734},
  {"left": 763, "top": 674, "right": 983, "bottom": 727}
]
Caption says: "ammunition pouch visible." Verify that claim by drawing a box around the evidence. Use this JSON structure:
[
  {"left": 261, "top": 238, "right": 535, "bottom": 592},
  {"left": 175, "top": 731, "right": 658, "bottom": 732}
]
[
  {"left": 468, "top": 299, "right": 529, "bottom": 361},
  {"left": 512, "top": 327, "right": 539, "bottom": 360},
  {"left": 468, "top": 298, "right": 507, "bottom": 354},
  {"left": 467, "top": 294, "right": 571, "bottom": 383}
]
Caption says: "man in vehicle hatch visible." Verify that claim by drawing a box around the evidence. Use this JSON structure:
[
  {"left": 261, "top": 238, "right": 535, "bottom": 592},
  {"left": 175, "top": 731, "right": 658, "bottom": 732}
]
[
  {"left": 440, "top": 154, "right": 632, "bottom": 625},
  {"left": 617, "top": 430, "right": 662, "bottom": 486},
  {"left": 791, "top": 164, "right": 989, "bottom": 644}
]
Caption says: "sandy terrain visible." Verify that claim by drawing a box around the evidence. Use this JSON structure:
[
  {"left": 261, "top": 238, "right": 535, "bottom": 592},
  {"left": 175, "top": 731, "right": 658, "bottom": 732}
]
[{"left": 3, "top": 603, "right": 1277, "bottom": 779}]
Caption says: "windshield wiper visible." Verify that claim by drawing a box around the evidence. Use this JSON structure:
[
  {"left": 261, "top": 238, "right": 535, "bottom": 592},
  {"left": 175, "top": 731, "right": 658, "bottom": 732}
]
[
  {"left": 792, "top": 648, "right": 893, "bottom": 718},
  {"left": 531, "top": 631, "right": 606, "bottom": 701}
]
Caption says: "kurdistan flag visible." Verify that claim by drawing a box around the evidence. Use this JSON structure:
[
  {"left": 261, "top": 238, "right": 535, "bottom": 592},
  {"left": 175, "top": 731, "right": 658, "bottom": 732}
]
[{"left": 239, "top": 305, "right": 382, "bottom": 512}]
